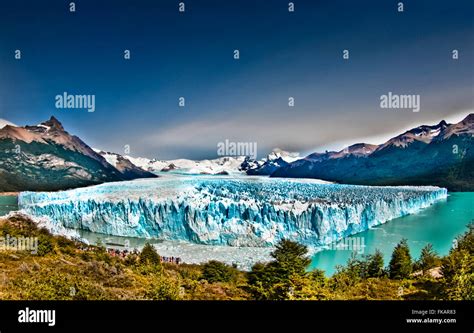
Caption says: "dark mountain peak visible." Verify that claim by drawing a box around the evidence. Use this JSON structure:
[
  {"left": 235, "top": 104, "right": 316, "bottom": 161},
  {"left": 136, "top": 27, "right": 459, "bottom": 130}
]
[
  {"left": 270, "top": 156, "right": 289, "bottom": 166},
  {"left": 305, "top": 143, "right": 379, "bottom": 161},
  {"left": 435, "top": 113, "right": 474, "bottom": 141},
  {"left": 350, "top": 143, "right": 367, "bottom": 148},
  {"left": 406, "top": 120, "right": 448, "bottom": 135},
  {"left": 0, "top": 124, "right": 15, "bottom": 132},
  {"left": 0, "top": 116, "right": 157, "bottom": 191},
  {"left": 305, "top": 152, "right": 332, "bottom": 161},
  {"left": 347, "top": 143, "right": 379, "bottom": 151},
  {"left": 461, "top": 113, "right": 473, "bottom": 124},
  {"left": 327, "top": 143, "right": 379, "bottom": 159},
  {"left": 375, "top": 119, "right": 450, "bottom": 151},
  {"left": 438, "top": 120, "right": 448, "bottom": 127},
  {"left": 41, "top": 116, "right": 64, "bottom": 131}
]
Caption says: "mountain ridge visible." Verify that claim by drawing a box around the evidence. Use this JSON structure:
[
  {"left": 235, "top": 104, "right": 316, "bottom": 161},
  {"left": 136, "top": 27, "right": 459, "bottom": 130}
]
[
  {"left": 0, "top": 116, "right": 156, "bottom": 191},
  {"left": 271, "top": 114, "right": 474, "bottom": 191}
]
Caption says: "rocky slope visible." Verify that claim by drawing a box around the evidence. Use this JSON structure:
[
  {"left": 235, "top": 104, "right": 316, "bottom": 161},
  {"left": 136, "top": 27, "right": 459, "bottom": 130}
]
[
  {"left": 0, "top": 117, "right": 156, "bottom": 191},
  {"left": 272, "top": 114, "right": 474, "bottom": 191}
]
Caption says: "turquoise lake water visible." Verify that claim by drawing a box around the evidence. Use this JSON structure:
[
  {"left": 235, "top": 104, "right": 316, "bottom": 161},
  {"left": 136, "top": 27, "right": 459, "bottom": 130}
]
[
  {"left": 309, "top": 192, "right": 474, "bottom": 275},
  {"left": 3, "top": 192, "right": 473, "bottom": 274},
  {"left": 75, "top": 190, "right": 473, "bottom": 273},
  {"left": 0, "top": 196, "right": 18, "bottom": 216}
]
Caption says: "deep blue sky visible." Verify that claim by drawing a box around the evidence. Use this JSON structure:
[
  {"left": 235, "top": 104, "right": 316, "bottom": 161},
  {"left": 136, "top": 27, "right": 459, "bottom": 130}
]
[{"left": 1, "top": 0, "right": 473, "bottom": 159}]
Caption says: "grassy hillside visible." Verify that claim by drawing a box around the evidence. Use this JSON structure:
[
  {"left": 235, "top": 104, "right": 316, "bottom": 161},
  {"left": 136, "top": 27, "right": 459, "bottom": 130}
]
[{"left": 0, "top": 214, "right": 471, "bottom": 300}]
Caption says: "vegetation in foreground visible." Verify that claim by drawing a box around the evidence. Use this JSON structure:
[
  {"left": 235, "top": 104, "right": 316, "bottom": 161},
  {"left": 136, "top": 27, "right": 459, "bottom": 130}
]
[{"left": 0, "top": 214, "right": 472, "bottom": 300}]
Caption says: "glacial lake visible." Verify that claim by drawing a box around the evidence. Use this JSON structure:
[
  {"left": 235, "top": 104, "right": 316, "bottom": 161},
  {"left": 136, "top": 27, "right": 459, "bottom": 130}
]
[
  {"left": 309, "top": 192, "right": 474, "bottom": 275},
  {"left": 5, "top": 191, "right": 473, "bottom": 274},
  {"left": 62, "top": 192, "right": 474, "bottom": 274},
  {"left": 84, "top": 191, "right": 472, "bottom": 274},
  {"left": 0, "top": 195, "right": 18, "bottom": 216}
]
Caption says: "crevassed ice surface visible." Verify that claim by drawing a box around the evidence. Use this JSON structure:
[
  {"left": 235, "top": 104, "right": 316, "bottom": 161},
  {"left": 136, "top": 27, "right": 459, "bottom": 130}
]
[{"left": 18, "top": 175, "right": 448, "bottom": 247}]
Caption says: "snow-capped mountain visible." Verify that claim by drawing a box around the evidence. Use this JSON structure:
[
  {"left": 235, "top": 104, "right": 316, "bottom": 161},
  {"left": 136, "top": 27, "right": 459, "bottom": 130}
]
[
  {"left": 125, "top": 155, "right": 247, "bottom": 175},
  {"left": 121, "top": 148, "right": 300, "bottom": 176},
  {"left": 0, "top": 119, "right": 16, "bottom": 129},
  {"left": 272, "top": 114, "right": 474, "bottom": 191},
  {"left": 266, "top": 148, "right": 300, "bottom": 163},
  {"left": 0, "top": 116, "right": 155, "bottom": 191},
  {"left": 305, "top": 143, "right": 378, "bottom": 162},
  {"left": 93, "top": 150, "right": 158, "bottom": 179},
  {"left": 245, "top": 148, "right": 301, "bottom": 175},
  {"left": 434, "top": 113, "right": 474, "bottom": 141},
  {"left": 374, "top": 120, "right": 449, "bottom": 152}
]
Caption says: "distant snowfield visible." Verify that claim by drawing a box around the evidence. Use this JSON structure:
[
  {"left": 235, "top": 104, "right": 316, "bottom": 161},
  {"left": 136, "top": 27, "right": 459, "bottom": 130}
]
[
  {"left": 122, "top": 148, "right": 301, "bottom": 175},
  {"left": 125, "top": 155, "right": 248, "bottom": 175}
]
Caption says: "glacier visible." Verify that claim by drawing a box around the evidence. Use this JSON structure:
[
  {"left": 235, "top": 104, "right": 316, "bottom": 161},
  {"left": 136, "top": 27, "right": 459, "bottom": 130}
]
[{"left": 18, "top": 175, "right": 448, "bottom": 248}]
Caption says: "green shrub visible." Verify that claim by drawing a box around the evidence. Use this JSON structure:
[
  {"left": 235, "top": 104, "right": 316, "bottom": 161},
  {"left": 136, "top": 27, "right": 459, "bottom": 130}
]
[
  {"left": 139, "top": 243, "right": 161, "bottom": 267},
  {"left": 201, "top": 260, "right": 237, "bottom": 283},
  {"left": 145, "top": 277, "right": 181, "bottom": 300},
  {"left": 247, "top": 239, "right": 312, "bottom": 300},
  {"left": 36, "top": 234, "right": 54, "bottom": 256}
]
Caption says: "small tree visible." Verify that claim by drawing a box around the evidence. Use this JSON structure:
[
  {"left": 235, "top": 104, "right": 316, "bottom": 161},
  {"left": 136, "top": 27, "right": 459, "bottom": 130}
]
[
  {"left": 389, "top": 239, "right": 412, "bottom": 279},
  {"left": 247, "top": 239, "right": 312, "bottom": 300},
  {"left": 271, "top": 239, "right": 311, "bottom": 281},
  {"left": 367, "top": 249, "right": 385, "bottom": 278},
  {"left": 346, "top": 253, "right": 367, "bottom": 281},
  {"left": 139, "top": 243, "right": 161, "bottom": 267},
  {"left": 417, "top": 244, "right": 440, "bottom": 274},
  {"left": 441, "top": 224, "right": 474, "bottom": 300},
  {"left": 455, "top": 222, "right": 474, "bottom": 254},
  {"left": 247, "top": 262, "right": 275, "bottom": 300},
  {"left": 201, "top": 260, "right": 237, "bottom": 283}
]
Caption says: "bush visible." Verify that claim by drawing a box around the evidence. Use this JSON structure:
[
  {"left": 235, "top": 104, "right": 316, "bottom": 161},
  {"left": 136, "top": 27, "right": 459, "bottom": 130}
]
[
  {"left": 56, "top": 236, "right": 77, "bottom": 255},
  {"left": 36, "top": 234, "right": 54, "bottom": 256},
  {"left": 247, "top": 262, "right": 275, "bottom": 300},
  {"left": 12, "top": 270, "right": 109, "bottom": 300},
  {"left": 124, "top": 253, "right": 139, "bottom": 266},
  {"left": 308, "top": 269, "right": 326, "bottom": 285},
  {"left": 177, "top": 265, "right": 202, "bottom": 281},
  {"left": 201, "top": 260, "right": 238, "bottom": 283},
  {"left": 145, "top": 277, "right": 181, "bottom": 300},
  {"left": 139, "top": 243, "right": 161, "bottom": 267},
  {"left": 441, "top": 250, "right": 473, "bottom": 300}
]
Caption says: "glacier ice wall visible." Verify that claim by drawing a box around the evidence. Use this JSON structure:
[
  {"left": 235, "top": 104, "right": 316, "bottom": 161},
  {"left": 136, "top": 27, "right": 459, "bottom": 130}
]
[{"left": 18, "top": 176, "right": 447, "bottom": 247}]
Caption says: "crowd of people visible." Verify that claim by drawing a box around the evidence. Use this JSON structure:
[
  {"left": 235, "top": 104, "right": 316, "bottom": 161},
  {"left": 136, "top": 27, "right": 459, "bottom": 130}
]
[
  {"left": 76, "top": 240, "right": 183, "bottom": 265},
  {"left": 161, "top": 256, "right": 181, "bottom": 265},
  {"left": 106, "top": 247, "right": 138, "bottom": 259},
  {"left": 105, "top": 247, "right": 182, "bottom": 264}
]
